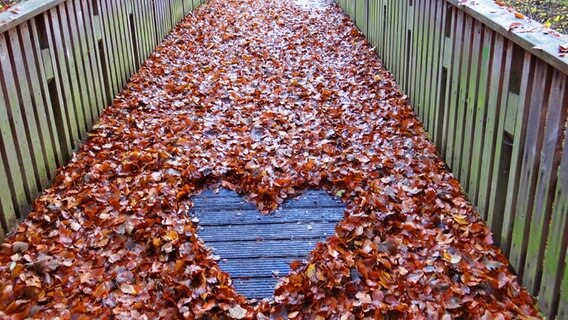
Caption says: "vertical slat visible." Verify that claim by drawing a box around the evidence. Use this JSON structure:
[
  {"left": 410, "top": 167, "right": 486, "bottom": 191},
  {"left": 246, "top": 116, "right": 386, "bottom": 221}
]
[
  {"left": 509, "top": 59, "right": 551, "bottom": 278},
  {"left": 377, "top": 0, "right": 385, "bottom": 57},
  {"left": 0, "top": 148, "right": 14, "bottom": 238},
  {"left": 79, "top": 0, "right": 106, "bottom": 116},
  {"left": 423, "top": 0, "right": 437, "bottom": 134},
  {"left": 119, "top": 0, "right": 135, "bottom": 78},
  {"left": 65, "top": 0, "right": 93, "bottom": 131},
  {"left": 486, "top": 41, "right": 515, "bottom": 242},
  {"left": 43, "top": 11, "right": 74, "bottom": 161},
  {"left": 405, "top": 0, "right": 414, "bottom": 102},
  {"left": 57, "top": 5, "right": 88, "bottom": 140},
  {"left": 500, "top": 53, "right": 534, "bottom": 252},
  {"left": 0, "top": 65, "right": 20, "bottom": 229},
  {"left": 97, "top": 0, "right": 118, "bottom": 102},
  {"left": 108, "top": 0, "right": 127, "bottom": 87},
  {"left": 443, "top": 8, "right": 464, "bottom": 169},
  {"left": 23, "top": 20, "right": 60, "bottom": 175},
  {"left": 419, "top": 0, "right": 433, "bottom": 129},
  {"left": 452, "top": 14, "right": 473, "bottom": 180},
  {"left": 7, "top": 27, "right": 49, "bottom": 189},
  {"left": 392, "top": 0, "right": 400, "bottom": 79},
  {"left": 439, "top": 5, "right": 454, "bottom": 156},
  {"left": 0, "top": 33, "right": 37, "bottom": 209},
  {"left": 467, "top": 27, "right": 492, "bottom": 205},
  {"left": 476, "top": 34, "right": 505, "bottom": 218},
  {"left": 412, "top": 0, "right": 422, "bottom": 118},
  {"left": 429, "top": 0, "right": 444, "bottom": 141},
  {"left": 523, "top": 71, "right": 567, "bottom": 295},
  {"left": 539, "top": 119, "right": 568, "bottom": 319},
  {"left": 100, "top": 0, "right": 121, "bottom": 95}
]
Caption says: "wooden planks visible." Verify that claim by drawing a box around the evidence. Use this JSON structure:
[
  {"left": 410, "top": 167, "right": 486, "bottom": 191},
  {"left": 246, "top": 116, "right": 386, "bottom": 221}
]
[
  {"left": 192, "top": 189, "right": 344, "bottom": 299},
  {"left": 335, "top": 0, "right": 568, "bottom": 317},
  {"left": 0, "top": 0, "right": 205, "bottom": 237}
]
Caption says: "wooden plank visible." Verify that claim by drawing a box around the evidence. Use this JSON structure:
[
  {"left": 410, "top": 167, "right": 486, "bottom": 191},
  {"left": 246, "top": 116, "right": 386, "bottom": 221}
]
[
  {"left": 419, "top": 0, "right": 433, "bottom": 129},
  {"left": 56, "top": 4, "right": 87, "bottom": 142},
  {"left": 95, "top": 0, "right": 116, "bottom": 103},
  {"left": 117, "top": 0, "right": 134, "bottom": 79},
  {"left": 508, "top": 59, "right": 551, "bottom": 279},
  {"left": 47, "top": 7, "right": 79, "bottom": 151},
  {"left": 405, "top": 0, "right": 414, "bottom": 104},
  {"left": 409, "top": 0, "right": 421, "bottom": 116},
  {"left": 0, "top": 33, "right": 37, "bottom": 210},
  {"left": 434, "top": 0, "right": 449, "bottom": 148},
  {"left": 429, "top": 0, "right": 445, "bottom": 142},
  {"left": 231, "top": 277, "right": 276, "bottom": 299},
  {"left": 367, "top": 0, "right": 375, "bottom": 49},
  {"left": 197, "top": 223, "right": 338, "bottom": 242},
  {"left": 451, "top": 14, "right": 473, "bottom": 181},
  {"left": 19, "top": 21, "right": 58, "bottom": 178},
  {"left": 558, "top": 253, "right": 568, "bottom": 320},
  {"left": 42, "top": 11, "right": 73, "bottom": 162},
  {"left": 476, "top": 34, "right": 505, "bottom": 219},
  {"left": 486, "top": 41, "right": 514, "bottom": 243},
  {"left": 443, "top": 8, "right": 464, "bottom": 170},
  {"left": 194, "top": 207, "right": 343, "bottom": 226},
  {"left": 500, "top": 52, "right": 534, "bottom": 253},
  {"left": 459, "top": 20, "right": 482, "bottom": 189},
  {"left": 7, "top": 26, "right": 49, "bottom": 189},
  {"left": 468, "top": 27, "right": 493, "bottom": 206},
  {"left": 391, "top": 0, "right": 400, "bottom": 79},
  {"left": 538, "top": 121, "right": 568, "bottom": 320},
  {"left": 209, "top": 239, "right": 320, "bottom": 259},
  {"left": 64, "top": 0, "right": 93, "bottom": 132},
  {"left": 0, "top": 83, "right": 19, "bottom": 232},
  {"left": 79, "top": 0, "right": 106, "bottom": 117},
  {"left": 108, "top": 0, "right": 128, "bottom": 88},
  {"left": 423, "top": 0, "right": 437, "bottom": 134},
  {"left": 523, "top": 71, "right": 567, "bottom": 295},
  {"left": 218, "top": 258, "right": 295, "bottom": 278},
  {"left": 99, "top": 0, "right": 120, "bottom": 96}
]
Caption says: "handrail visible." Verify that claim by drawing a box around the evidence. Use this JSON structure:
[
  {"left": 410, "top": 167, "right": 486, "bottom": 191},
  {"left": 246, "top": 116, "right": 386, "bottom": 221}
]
[
  {"left": 447, "top": 0, "right": 568, "bottom": 75},
  {"left": 0, "top": 0, "right": 66, "bottom": 33}
]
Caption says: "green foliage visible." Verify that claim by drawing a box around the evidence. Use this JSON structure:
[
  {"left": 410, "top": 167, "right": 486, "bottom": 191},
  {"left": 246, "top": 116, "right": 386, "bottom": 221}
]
[
  {"left": 505, "top": 0, "right": 568, "bottom": 34},
  {"left": 0, "top": 0, "right": 15, "bottom": 12}
]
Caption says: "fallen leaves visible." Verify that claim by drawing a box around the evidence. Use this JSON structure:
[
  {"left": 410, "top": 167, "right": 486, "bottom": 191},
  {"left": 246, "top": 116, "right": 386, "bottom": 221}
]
[{"left": 0, "top": 0, "right": 540, "bottom": 318}]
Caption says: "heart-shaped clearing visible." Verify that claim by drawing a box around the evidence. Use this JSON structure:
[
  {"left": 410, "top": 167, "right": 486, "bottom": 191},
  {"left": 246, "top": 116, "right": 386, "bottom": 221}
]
[{"left": 191, "top": 188, "right": 344, "bottom": 299}]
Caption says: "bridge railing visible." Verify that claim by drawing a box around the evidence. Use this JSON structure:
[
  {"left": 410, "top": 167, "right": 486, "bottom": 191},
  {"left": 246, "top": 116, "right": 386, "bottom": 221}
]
[
  {"left": 0, "top": 0, "right": 206, "bottom": 241},
  {"left": 336, "top": 0, "right": 568, "bottom": 318}
]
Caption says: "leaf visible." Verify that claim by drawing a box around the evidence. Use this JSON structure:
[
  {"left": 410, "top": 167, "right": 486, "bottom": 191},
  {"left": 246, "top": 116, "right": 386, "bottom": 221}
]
[
  {"left": 228, "top": 305, "right": 247, "bottom": 319},
  {"left": 508, "top": 22, "right": 523, "bottom": 31},
  {"left": 443, "top": 250, "right": 463, "bottom": 264},
  {"left": 120, "top": 283, "right": 137, "bottom": 295},
  {"left": 513, "top": 12, "right": 525, "bottom": 19}
]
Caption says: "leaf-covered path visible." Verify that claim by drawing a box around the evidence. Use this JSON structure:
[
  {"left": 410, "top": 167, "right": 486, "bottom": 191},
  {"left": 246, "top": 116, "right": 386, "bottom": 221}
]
[{"left": 0, "top": 0, "right": 540, "bottom": 318}]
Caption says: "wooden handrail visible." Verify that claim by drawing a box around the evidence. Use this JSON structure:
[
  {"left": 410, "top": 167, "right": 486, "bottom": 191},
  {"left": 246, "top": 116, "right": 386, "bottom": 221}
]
[
  {"left": 0, "top": 0, "right": 66, "bottom": 33},
  {"left": 447, "top": 0, "right": 568, "bottom": 75}
]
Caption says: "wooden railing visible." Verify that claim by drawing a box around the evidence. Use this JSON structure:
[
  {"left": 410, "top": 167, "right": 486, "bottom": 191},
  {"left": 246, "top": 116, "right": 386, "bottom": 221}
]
[
  {"left": 0, "top": 0, "right": 205, "bottom": 241},
  {"left": 336, "top": 0, "right": 568, "bottom": 318}
]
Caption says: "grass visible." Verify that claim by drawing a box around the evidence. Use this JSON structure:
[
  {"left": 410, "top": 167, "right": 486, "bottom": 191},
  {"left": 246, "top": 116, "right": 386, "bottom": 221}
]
[{"left": 505, "top": 0, "right": 568, "bottom": 34}]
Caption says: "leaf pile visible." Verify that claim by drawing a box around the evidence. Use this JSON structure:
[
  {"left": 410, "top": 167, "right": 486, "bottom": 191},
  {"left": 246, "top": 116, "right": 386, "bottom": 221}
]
[{"left": 0, "top": 0, "right": 540, "bottom": 318}]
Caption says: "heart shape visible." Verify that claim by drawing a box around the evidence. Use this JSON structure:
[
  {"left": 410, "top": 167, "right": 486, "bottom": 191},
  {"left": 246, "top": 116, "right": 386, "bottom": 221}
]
[{"left": 191, "top": 188, "right": 344, "bottom": 299}]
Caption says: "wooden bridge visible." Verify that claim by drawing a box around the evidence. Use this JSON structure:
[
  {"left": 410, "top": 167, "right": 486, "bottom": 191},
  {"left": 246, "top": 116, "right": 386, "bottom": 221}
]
[{"left": 0, "top": 0, "right": 566, "bottom": 318}]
